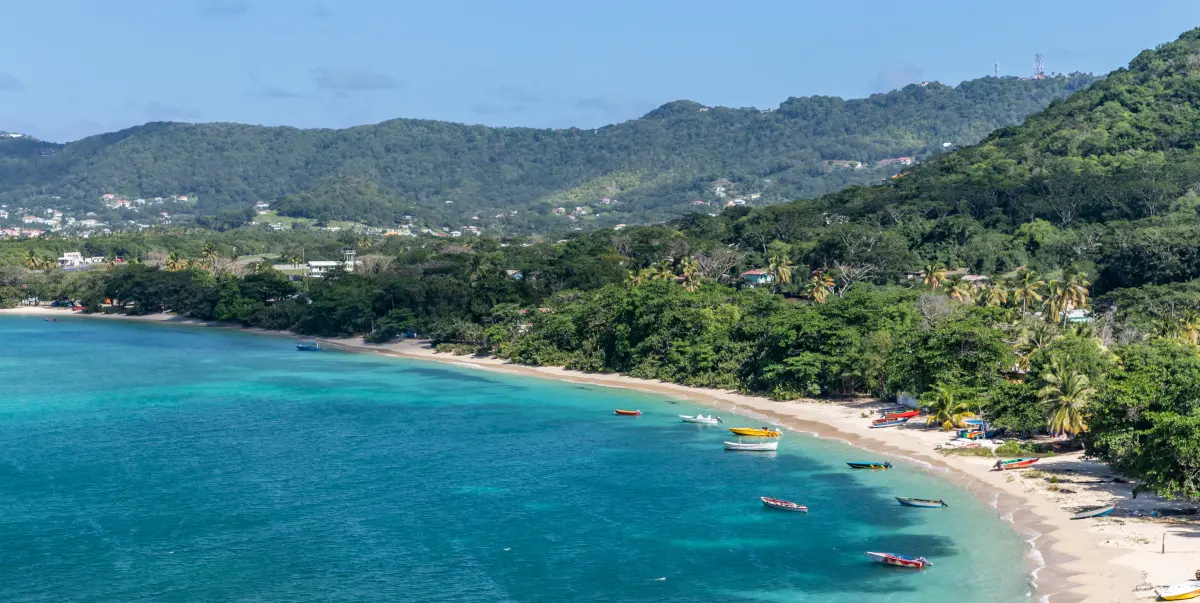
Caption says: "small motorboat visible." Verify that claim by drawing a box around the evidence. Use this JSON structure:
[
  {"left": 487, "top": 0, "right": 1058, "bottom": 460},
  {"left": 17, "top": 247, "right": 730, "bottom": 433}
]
[
  {"left": 993, "top": 458, "right": 1039, "bottom": 471},
  {"left": 614, "top": 409, "right": 642, "bottom": 416},
  {"left": 724, "top": 440, "right": 778, "bottom": 451},
  {"left": 1070, "top": 504, "right": 1115, "bottom": 520},
  {"left": 870, "top": 418, "right": 909, "bottom": 428},
  {"left": 761, "top": 496, "right": 807, "bottom": 512},
  {"left": 866, "top": 551, "right": 931, "bottom": 569},
  {"left": 882, "top": 410, "right": 920, "bottom": 420},
  {"left": 680, "top": 414, "right": 721, "bottom": 425},
  {"left": 896, "top": 497, "right": 948, "bottom": 508},
  {"left": 1156, "top": 581, "right": 1200, "bottom": 601},
  {"left": 296, "top": 340, "right": 323, "bottom": 351},
  {"left": 728, "top": 427, "right": 781, "bottom": 437},
  {"left": 847, "top": 461, "right": 892, "bottom": 470}
]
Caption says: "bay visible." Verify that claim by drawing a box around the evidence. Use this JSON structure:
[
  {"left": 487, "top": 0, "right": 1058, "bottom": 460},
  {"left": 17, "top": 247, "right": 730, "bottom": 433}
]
[{"left": 0, "top": 317, "right": 1032, "bottom": 602}]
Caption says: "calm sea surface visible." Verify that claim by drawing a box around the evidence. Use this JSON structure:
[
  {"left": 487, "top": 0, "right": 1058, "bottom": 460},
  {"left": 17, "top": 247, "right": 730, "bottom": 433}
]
[{"left": 0, "top": 317, "right": 1033, "bottom": 602}]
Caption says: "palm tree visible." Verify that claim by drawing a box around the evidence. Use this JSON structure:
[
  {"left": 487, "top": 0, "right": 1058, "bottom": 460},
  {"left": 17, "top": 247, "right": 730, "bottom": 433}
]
[
  {"left": 1015, "top": 322, "right": 1059, "bottom": 372},
  {"left": 946, "top": 275, "right": 974, "bottom": 303},
  {"left": 805, "top": 271, "right": 835, "bottom": 304},
  {"left": 983, "top": 284, "right": 1009, "bottom": 307},
  {"left": 921, "top": 262, "right": 947, "bottom": 290},
  {"left": 1179, "top": 310, "right": 1200, "bottom": 345},
  {"left": 38, "top": 255, "right": 57, "bottom": 271},
  {"left": 627, "top": 268, "right": 650, "bottom": 286},
  {"left": 649, "top": 261, "right": 674, "bottom": 281},
  {"left": 1042, "top": 279, "right": 1070, "bottom": 324},
  {"left": 282, "top": 252, "right": 303, "bottom": 266},
  {"left": 925, "top": 385, "right": 976, "bottom": 431},
  {"left": 680, "top": 256, "right": 703, "bottom": 291},
  {"left": 165, "top": 251, "right": 187, "bottom": 271},
  {"left": 201, "top": 243, "right": 219, "bottom": 265},
  {"left": 1012, "top": 269, "right": 1045, "bottom": 315},
  {"left": 1038, "top": 360, "right": 1093, "bottom": 437},
  {"left": 1066, "top": 272, "right": 1091, "bottom": 312},
  {"left": 766, "top": 252, "right": 794, "bottom": 292},
  {"left": 23, "top": 249, "right": 39, "bottom": 270}
]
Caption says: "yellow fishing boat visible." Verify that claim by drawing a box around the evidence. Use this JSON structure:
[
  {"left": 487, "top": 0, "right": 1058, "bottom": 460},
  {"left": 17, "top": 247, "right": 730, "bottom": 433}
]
[
  {"left": 728, "top": 427, "right": 781, "bottom": 437},
  {"left": 1157, "top": 581, "right": 1200, "bottom": 601}
]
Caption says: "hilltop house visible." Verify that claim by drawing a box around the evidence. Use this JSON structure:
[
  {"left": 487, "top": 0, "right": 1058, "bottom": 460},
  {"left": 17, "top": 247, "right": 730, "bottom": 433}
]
[{"left": 741, "top": 269, "right": 775, "bottom": 287}]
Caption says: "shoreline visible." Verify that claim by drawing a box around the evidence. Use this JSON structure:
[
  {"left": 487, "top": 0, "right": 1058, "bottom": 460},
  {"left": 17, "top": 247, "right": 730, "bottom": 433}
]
[{"left": 5, "top": 306, "right": 1194, "bottom": 602}]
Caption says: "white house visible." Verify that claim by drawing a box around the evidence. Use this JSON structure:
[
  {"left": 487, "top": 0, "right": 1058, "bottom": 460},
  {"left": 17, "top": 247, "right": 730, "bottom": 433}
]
[{"left": 56, "top": 252, "right": 85, "bottom": 268}]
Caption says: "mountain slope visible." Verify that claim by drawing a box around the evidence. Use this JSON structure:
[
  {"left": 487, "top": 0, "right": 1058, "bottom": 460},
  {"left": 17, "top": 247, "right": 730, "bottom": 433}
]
[
  {"left": 0, "top": 75, "right": 1094, "bottom": 232},
  {"left": 799, "top": 29, "right": 1200, "bottom": 227}
]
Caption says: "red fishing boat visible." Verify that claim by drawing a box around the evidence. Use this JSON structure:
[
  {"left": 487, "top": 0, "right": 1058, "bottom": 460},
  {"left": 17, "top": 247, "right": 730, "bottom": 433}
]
[
  {"left": 614, "top": 409, "right": 642, "bottom": 416},
  {"left": 883, "top": 410, "right": 920, "bottom": 420},
  {"left": 866, "top": 551, "right": 932, "bottom": 569},
  {"left": 993, "top": 457, "right": 1039, "bottom": 471},
  {"left": 760, "top": 497, "right": 808, "bottom": 512}
]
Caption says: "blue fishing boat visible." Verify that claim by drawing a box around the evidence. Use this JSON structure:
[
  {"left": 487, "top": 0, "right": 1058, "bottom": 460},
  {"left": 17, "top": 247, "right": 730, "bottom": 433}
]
[
  {"left": 870, "top": 418, "right": 909, "bottom": 429},
  {"left": 296, "top": 340, "right": 323, "bottom": 351},
  {"left": 896, "top": 497, "right": 948, "bottom": 508},
  {"left": 847, "top": 461, "right": 892, "bottom": 470},
  {"left": 1070, "top": 505, "right": 1115, "bottom": 520}
]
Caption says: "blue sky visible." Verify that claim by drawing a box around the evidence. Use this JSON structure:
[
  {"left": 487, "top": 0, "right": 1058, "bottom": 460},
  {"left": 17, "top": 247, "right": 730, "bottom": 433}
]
[{"left": 1, "top": 0, "right": 1197, "bottom": 142}]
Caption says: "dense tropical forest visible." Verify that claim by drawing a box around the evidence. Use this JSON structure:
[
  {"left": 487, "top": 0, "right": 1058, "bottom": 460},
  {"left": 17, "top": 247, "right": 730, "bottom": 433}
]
[
  {"left": 8, "top": 30, "right": 1200, "bottom": 501},
  {"left": 0, "top": 75, "right": 1093, "bottom": 232}
]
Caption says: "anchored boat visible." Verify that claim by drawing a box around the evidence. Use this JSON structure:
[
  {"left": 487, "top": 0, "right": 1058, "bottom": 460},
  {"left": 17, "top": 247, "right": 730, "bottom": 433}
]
[
  {"left": 614, "top": 409, "right": 642, "bottom": 416},
  {"left": 866, "top": 551, "right": 931, "bottom": 569},
  {"left": 896, "top": 497, "right": 948, "bottom": 508},
  {"left": 993, "top": 458, "right": 1039, "bottom": 471},
  {"left": 1157, "top": 581, "right": 1200, "bottom": 600},
  {"left": 296, "top": 340, "right": 323, "bottom": 351},
  {"left": 724, "top": 440, "right": 779, "bottom": 451},
  {"left": 728, "top": 427, "right": 781, "bottom": 437},
  {"left": 760, "top": 496, "right": 808, "bottom": 512},
  {"left": 1070, "top": 504, "right": 1115, "bottom": 520},
  {"left": 679, "top": 414, "right": 721, "bottom": 425},
  {"left": 847, "top": 461, "right": 892, "bottom": 470}
]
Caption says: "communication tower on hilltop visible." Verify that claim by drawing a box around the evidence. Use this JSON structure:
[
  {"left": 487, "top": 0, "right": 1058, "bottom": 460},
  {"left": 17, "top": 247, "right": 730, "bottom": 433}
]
[
  {"left": 995, "top": 63, "right": 1000, "bottom": 78},
  {"left": 1034, "top": 54, "right": 1045, "bottom": 79}
]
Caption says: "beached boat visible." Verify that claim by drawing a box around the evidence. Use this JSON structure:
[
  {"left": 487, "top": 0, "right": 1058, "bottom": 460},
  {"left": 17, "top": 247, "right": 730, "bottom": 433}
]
[
  {"left": 875, "top": 405, "right": 906, "bottom": 415},
  {"left": 865, "top": 551, "right": 931, "bottom": 569},
  {"left": 760, "top": 496, "right": 808, "bottom": 512},
  {"left": 847, "top": 461, "right": 892, "bottom": 470},
  {"left": 679, "top": 414, "right": 721, "bottom": 425},
  {"left": 724, "top": 440, "right": 779, "bottom": 451},
  {"left": 614, "top": 409, "right": 642, "bottom": 416},
  {"left": 896, "top": 497, "right": 948, "bottom": 508},
  {"left": 870, "top": 418, "right": 909, "bottom": 429},
  {"left": 296, "top": 340, "right": 323, "bottom": 351},
  {"left": 882, "top": 410, "right": 920, "bottom": 420},
  {"left": 1070, "top": 504, "right": 1115, "bottom": 520},
  {"left": 993, "top": 457, "right": 1039, "bottom": 471},
  {"left": 728, "top": 427, "right": 781, "bottom": 437},
  {"left": 1156, "top": 581, "right": 1200, "bottom": 601}
]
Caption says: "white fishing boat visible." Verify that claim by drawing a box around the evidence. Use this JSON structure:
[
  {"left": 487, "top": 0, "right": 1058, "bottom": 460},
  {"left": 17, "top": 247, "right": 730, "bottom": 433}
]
[
  {"left": 1155, "top": 581, "right": 1200, "bottom": 601},
  {"left": 680, "top": 413, "right": 721, "bottom": 425},
  {"left": 724, "top": 440, "right": 778, "bottom": 451}
]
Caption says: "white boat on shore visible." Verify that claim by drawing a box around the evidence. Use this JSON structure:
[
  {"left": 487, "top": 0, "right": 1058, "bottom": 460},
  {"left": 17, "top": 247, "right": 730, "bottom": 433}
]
[
  {"left": 680, "top": 414, "right": 721, "bottom": 425},
  {"left": 1155, "top": 580, "right": 1200, "bottom": 601},
  {"left": 724, "top": 440, "right": 778, "bottom": 451}
]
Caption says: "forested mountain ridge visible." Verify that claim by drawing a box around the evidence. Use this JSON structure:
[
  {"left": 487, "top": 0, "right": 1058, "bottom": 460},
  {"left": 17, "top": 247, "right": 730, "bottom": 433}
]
[
  {"left": 0, "top": 74, "right": 1093, "bottom": 232},
  {"left": 799, "top": 29, "right": 1200, "bottom": 229}
]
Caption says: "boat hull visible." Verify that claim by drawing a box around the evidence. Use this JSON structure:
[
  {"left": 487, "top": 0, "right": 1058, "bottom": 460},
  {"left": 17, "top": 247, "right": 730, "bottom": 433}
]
[
  {"left": 896, "top": 497, "right": 946, "bottom": 508},
  {"left": 883, "top": 410, "right": 920, "bottom": 420},
  {"left": 724, "top": 440, "right": 778, "bottom": 451},
  {"left": 679, "top": 415, "right": 719, "bottom": 425},
  {"left": 761, "top": 497, "right": 807, "bottom": 512},
  {"left": 847, "top": 462, "right": 892, "bottom": 470},
  {"left": 995, "top": 457, "right": 1039, "bottom": 471},
  {"left": 729, "top": 427, "right": 780, "bottom": 437},
  {"left": 870, "top": 419, "right": 908, "bottom": 428},
  {"left": 866, "top": 551, "right": 930, "bottom": 569},
  {"left": 614, "top": 409, "right": 641, "bottom": 416},
  {"left": 296, "top": 345, "right": 322, "bottom": 351},
  {"left": 1070, "top": 505, "right": 1115, "bottom": 520},
  {"left": 1157, "top": 581, "right": 1200, "bottom": 600}
]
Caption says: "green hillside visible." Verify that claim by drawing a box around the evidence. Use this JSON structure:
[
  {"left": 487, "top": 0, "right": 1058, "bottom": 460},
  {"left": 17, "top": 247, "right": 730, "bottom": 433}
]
[{"left": 0, "top": 75, "right": 1093, "bottom": 232}]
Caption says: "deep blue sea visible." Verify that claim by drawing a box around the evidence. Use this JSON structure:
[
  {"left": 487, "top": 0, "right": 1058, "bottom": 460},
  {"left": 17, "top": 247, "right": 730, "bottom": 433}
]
[{"left": 0, "top": 316, "right": 1033, "bottom": 602}]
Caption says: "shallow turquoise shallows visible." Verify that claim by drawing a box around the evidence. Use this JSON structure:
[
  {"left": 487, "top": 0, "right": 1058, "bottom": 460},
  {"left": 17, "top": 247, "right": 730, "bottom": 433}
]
[{"left": 0, "top": 317, "right": 1032, "bottom": 602}]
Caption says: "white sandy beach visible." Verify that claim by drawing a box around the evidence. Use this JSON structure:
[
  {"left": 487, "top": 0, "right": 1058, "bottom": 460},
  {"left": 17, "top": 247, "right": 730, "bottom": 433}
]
[{"left": 5, "top": 305, "right": 1198, "bottom": 602}]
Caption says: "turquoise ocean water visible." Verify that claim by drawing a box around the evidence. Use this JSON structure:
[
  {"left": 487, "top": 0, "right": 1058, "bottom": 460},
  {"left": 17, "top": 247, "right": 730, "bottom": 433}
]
[{"left": 0, "top": 317, "right": 1033, "bottom": 602}]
